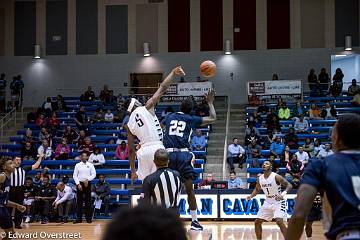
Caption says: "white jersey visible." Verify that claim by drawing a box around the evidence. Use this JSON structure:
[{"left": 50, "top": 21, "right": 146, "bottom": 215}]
[
  {"left": 259, "top": 172, "right": 281, "bottom": 204},
  {"left": 127, "top": 106, "right": 163, "bottom": 146}
]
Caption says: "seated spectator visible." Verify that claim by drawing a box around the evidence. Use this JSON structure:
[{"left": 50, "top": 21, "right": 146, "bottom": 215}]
[
  {"left": 88, "top": 147, "right": 105, "bottom": 166},
  {"left": 191, "top": 129, "right": 207, "bottom": 151},
  {"left": 39, "top": 127, "right": 52, "bottom": 147},
  {"left": 81, "top": 86, "right": 96, "bottom": 101},
  {"left": 105, "top": 90, "right": 117, "bottom": 106},
  {"left": 36, "top": 113, "right": 46, "bottom": 127},
  {"left": 115, "top": 141, "right": 129, "bottom": 160},
  {"left": 91, "top": 175, "right": 111, "bottom": 216},
  {"left": 313, "top": 139, "right": 324, "bottom": 158},
  {"left": 42, "top": 97, "right": 53, "bottom": 117},
  {"left": 76, "top": 129, "right": 87, "bottom": 147},
  {"left": 161, "top": 106, "right": 174, "bottom": 121},
  {"left": 75, "top": 105, "right": 88, "bottom": 130},
  {"left": 295, "top": 146, "right": 309, "bottom": 165},
  {"left": 113, "top": 104, "right": 127, "bottom": 123},
  {"left": 227, "top": 171, "right": 243, "bottom": 189},
  {"left": 23, "top": 129, "right": 35, "bottom": 143},
  {"left": 32, "top": 171, "right": 43, "bottom": 189},
  {"left": 284, "top": 127, "right": 299, "bottom": 149},
  {"left": 23, "top": 177, "right": 36, "bottom": 223},
  {"left": 117, "top": 93, "right": 125, "bottom": 106},
  {"left": 248, "top": 110, "right": 262, "bottom": 128},
  {"left": 196, "top": 99, "right": 209, "bottom": 117},
  {"left": 99, "top": 84, "right": 111, "bottom": 102},
  {"left": 352, "top": 92, "right": 360, "bottom": 106},
  {"left": 246, "top": 139, "right": 262, "bottom": 168},
  {"left": 53, "top": 95, "right": 67, "bottom": 112},
  {"left": 198, "top": 173, "right": 215, "bottom": 189},
  {"left": 37, "top": 140, "right": 53, "bottom": 160},
  {"left": 257, "top": 100, "right": 269, "bottom": 115},
  {"left": 303, "top": 137, "right": 314, "bottom": 158},
  {"left": 278, "top": 103, "right": 291, "bottom": 120},
  {"left": 270, "top": 136, "right": 285, "bottom": 158},
  {"left": 54, "top": 138, "right": 70, "bottom": 160},
  {"left": 317, "top": 143, "right": 334, "bottom": 159},
  {"left": 329, "top": 68, "right": 344, "bottom": 97},
  {"left": 308, "top": 103, "right": 322, "bottom": 119},
  {"left": 53, "top": 182, "right": 75, "bottom": 223},
  {"left": 282, "top": 145, "right": 292, "bottom": 163},
  {"left": 227, "top": 138, "right": 245, "bottom": 171},
  {"left": 294, "top": 115, "right": 309, "bottom": 133},
  {"left": 34, "top": 175, "right": 56, "bottom": 224},
  {"left": 261, "top": 131, "right": 274, "bottom": 150},
  {"left": 78, "top": 137, "right": 96, "bottom": 155},
  {"left": 104, "top": 109, "right": 114, "bottom": 122},
  {"left": 27, "top": 111, "right": 37, "bottom": 124},
  {"left": 286, "top": 154, "right": 304, "bottom": 189},
  {"left": 320, "top": 102, "right": 337, "bottom": 119},
  {"left": 48, "top": 112, "right": 59, "bottom": 135},
  {"left": 248, "top": 93, "right": 261, "bottom": 106},
  {"left": 292, "top": 100, "right": 306, "bottom": 118},
  {"left": 348, "top": 79, "right": 360, "bottom": 96},
  {"left": 63, "top": 125, "right": 78, "bottom": 144},
  {"left": 92, "top": 108, "right": 104, "bottom": 123},
  {"left": 21, "top": 141, "right": 37, "bottom": 160},
  {"left": 266, "top": 109, "right": 281, "bottom": 132}
]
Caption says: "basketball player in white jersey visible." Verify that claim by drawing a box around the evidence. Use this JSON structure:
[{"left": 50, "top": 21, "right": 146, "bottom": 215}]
[
  {"left": 246, "top": 160, "right": 292, "bottom": 240},
  {"left": 124, "top": 66, "right": 185, "bottom": 181}
]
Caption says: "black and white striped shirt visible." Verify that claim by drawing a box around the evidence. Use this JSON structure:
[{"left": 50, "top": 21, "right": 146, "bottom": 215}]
[
  {"left": 10, "top": 167, "right": 26, "bottom": 187},
  {"left": 142, "top": 168, "right": 182, "bottom": 208}
]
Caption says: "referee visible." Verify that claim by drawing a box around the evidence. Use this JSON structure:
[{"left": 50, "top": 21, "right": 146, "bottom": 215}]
[
  {"left": 141, "top": 149, "right": 182, "bottom": 209},
  {"left": 9, "top": 155, "right": 43, "bottom": 228}
]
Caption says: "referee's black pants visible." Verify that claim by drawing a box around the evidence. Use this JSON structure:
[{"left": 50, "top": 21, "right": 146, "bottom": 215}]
[
  {"left": 8, "top": 186, "right": 24, "bottom": 227},
  {"left": 76, "top": 182, "right": 92, "bottom": 221}
]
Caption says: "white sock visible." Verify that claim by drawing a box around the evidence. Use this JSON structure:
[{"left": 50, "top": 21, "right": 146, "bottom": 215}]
[{"left": 190, "top": 210, "right": 197, "bottom": 222}]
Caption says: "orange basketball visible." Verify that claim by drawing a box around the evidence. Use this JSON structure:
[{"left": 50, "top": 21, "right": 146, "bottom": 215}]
[{"left": 200, "top": 60, "right": 216, "bottom": 78}]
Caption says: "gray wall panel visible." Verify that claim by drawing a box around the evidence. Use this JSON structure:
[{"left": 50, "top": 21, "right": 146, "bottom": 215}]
[
  {"left": 106, "top": 5, "right": 128, "bottom": 54},
  {"left": 76, "top": 0, "right": 98, "bottom": 54},
  {"left": 0, "top": 8, "right": 4, "bottom": 56},
  {"left": 136, "top": 4, "right": 158, "bottom": 54},
  {"left": 335, "top": 0, "right": 359, "bottom": 47}
]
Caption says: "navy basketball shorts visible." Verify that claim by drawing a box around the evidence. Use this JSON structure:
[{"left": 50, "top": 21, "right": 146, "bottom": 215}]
[
  {"left": 0, "top": 207, "right": 13, "bottom": 229},
  {"left": 168, "top": 151, "right": 198, "bottom": 182},
  {"left": 307, "top": 206, "right": 322, "bottom": 222}
]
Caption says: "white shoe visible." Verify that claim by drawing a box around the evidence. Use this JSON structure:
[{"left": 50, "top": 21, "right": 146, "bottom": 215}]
[{"left": 25, "top": 216, "right": 31, "bottom": 223}]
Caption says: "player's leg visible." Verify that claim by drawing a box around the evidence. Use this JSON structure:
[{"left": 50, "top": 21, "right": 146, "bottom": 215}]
[
  {"left": 0, "top": 208, "right": 15, "bottom": 240},
  {"left": 274, "top": 200, "right": 288, "bottom": 238},
  {"left": 275, "top": 218, "right": 287, "bottom": 237},
  {"left": 305, "top": 221, "right": 313, "bottom": 238},
  {"left": 256, "top": 201, "right": 273, "bottom": 239},
  {"left": 254, "top": 218, "right": 265, "bottom": 240}
]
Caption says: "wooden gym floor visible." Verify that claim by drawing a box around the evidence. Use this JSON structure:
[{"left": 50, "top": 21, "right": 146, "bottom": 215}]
[{"left": 1, "top": 221, "right": 325, "bottom": 240}]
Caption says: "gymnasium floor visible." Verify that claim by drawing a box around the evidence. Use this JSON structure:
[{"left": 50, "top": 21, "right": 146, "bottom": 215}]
[{"left": 1, "top": 221, "right": 326, "bottom": 240}]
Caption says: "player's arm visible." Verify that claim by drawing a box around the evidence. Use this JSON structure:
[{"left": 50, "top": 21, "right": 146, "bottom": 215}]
[
  {"left": 31, "top": 153, "right": 44, "bottom": 170},
  {"left": 124, "top": 124, "right": 137, "bottom": 181},
  {"left": 201, "top": 89, "right": 217, "bottom": 126},
  {"left": 145, "top": 66, "right": 185, "bottom": 110},
  {"left": 286, "top": 184, "right": 318, "bottom": 240},
  {"left": 275, "top": 174, "right": 292, "bottom": 201},
  {"left": 6, "top": 200, "right": 26, "bottom": 212},
  {"left": 0, "top": 173, "right": 5, "bottom": 184},
  {"left": 246, "top": 178, "right": 261, "bottom": 200}
]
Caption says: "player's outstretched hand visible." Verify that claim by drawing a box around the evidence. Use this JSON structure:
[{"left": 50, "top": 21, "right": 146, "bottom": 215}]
[
  {"left": 205, "top": 89, "right": 216, "bottom": 104},
  {"left": 275, "top": 195, "right": 284, "bottom": 201},
  {"left": 173, "top": 66, "right": 185, "bottom": 76},
  {"left": 246, "top": 195, "right": 251, "bottom": 201}
]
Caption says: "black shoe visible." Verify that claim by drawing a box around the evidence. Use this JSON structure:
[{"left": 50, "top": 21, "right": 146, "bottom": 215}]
[
  {"left": 73, "top": 220, "right": 82, "bottom": 224},
  {"left": 86, "top": 219, "right": 92, "bottom": 224},
  {"left": 63, "top": 217, "right": 68, "bottom": 223},
  {"left": 14, "top": 225, "right": 22, "bottom": 229}
]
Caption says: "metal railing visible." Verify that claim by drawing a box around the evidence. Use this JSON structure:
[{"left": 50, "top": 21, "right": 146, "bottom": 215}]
[
  {"left": 0, "top": 108, "right": 17, "bottom": 141},
  {"left": 222, "top": 96, "right": 231, "bottom": 180}
]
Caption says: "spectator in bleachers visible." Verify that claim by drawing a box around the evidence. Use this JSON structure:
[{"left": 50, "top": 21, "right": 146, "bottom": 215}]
[
  {"left": 308, "top": 69, "right": 320, "bottom": 95},
  {"left": 113, "top": 104, "right": 127, "bottom": 123},
  {"left": 39, "top": 127, "right": 52, "bottom": 147},
  {"left": 42, "top": 97, "right": 53, "bottom": 117},
  {"left": 286, "top": 154, "right": 304, "bottom": 189},
  {"left": 53, "top": 95, "right": 67, "bottom": 112},
  {"left": 245, "top": 127, "right": 260, "bottom": 146},
  {"left": 104, "top": 109, "right": 114, "bottom": 122},
  {"left": 348, "top": 79, "right": 360, "bottom": 96},
  {"left": 257, "top": 100, "right": 269, "bottom": 115},
  {"left": 317, "top": 143, "right": 334, "bottom": 159},
  {"left": 352, "top": 92, "right": 360, "bottom": 106},
  {"left": 330, "top": 68, "right": 344, "bottom": 97},
  {"left": 53, "top": 181, "right": 74, "bottom": 223},
  {"left": 75, "top": 105, "right": 88, "bottom": 130},
  {"left": 294, "top": 115, "right": 309, "bottom": 133},
  {"left": 37, "top": 140, "right": 53, "bottom": 160},
  {"left": 196, "top": 99, "right": 210, "bottom": 117},
  {"left": 295, "top": 146, "right": 309, "bottom": 165},
  {"left": 115, "top": 141, "right": 128, "bottom": 160},
  {"left": 63, "top": 125, "right": 78, "bottom": 144},
  {"left": 270, "top": 136, "right": 285, "bottom": 158},
  {"left": 21, "top": 141, "right": 37, "bottom": 160},
  {"left": 320, "top": 102, "right": 337, "bottom": 119},
  {"left": 88, "top": 147, "right": 105, "bottom": 167},
  {"left": 23, "top": 177, "right": 36, "bottom": 223},
  {"left": 27, "top": 111, "right": 36, "bottom": 124},
  {"left": 292, "top": 100, "right": 306, "bottom": 118},
  {"left": 261, "top": 131, "right": 274, "bottom": 149},
  {"left": 92, "top": 108, "right": 104, "bottom": 123},
  {"left": 23, "top": 129, "right": 35, "bottom": 144},
  {"left": 80, "top": 86, "right": 96, "bottom": 101},
  {"left": 227, "top": 138, "right": 245, "bottom": 171},
  {"left": 48, "top": 112, "right": 59, "bottom": 135},
  {"left": 36, "top": 113, "right": 46, "bottom": 127},
  {"left": 105, "top": 90, "right": 117, "bottom": 107},
  {"left": 246, "top": 139, "right": 262, "bottom": 168},
  {"left": 248, "top": 93, "right": 261, "bottom": 106},
  {"left": 282, "top": 145, "right": 292, "bottom": 163},
  {"left": 79, "top": 137, "right": 96, "bottom": 156},
  {"left": 10, "top": 75, "right": 24, "bottom": 108},
  {"left": 313, "top": 139, "right": 324, "bottom": 158},
  {"left": 191, "top": 129, "right": 207, "bottom": 151},
  {"left": 198, "top": 173, "right": 215, "bottom": 189},
  {"left": 284, "top": 127, "right": 299, "bottom": 149},
  {"left": 227, "top": 171, "right": 243, "bottom": 189},
  {"left": 117, "top": 93, "right": 125, "bottom": 106},
  {"left": 76, "top": 130, "right": 87, "bottom": 147},
  {"left": 34, "top": 175, "right": 56, "bottom": 224},
  {"left": 303, "top": 138, "right": 314, "bottom": 158},
  {"left": 32, "top": 171, "right": 42, "bottom": 189},
  {"left": 278, "top": 103, "right": 291, "bottom": 120},
  {"left": 272, "top": 73, "right": 279, "bottom": 80},
  {"left": 99, "top": 85, "right": 111, "bottom": 102},
  {"left": 91, "top": 174, "right": 111, "bottom": 216},
  {"left": 308, "top": 103, "right": 322, "bottom": 119},
  {"left": 318, "top": 67, "right": 330, "bottom": 93},
  {"left": 276, "top": 98, "right": 284, "bottom": 111},
  {"left": 54, "top": 138, "right": 70, "bottom": 160},
  {"left": 266, "top": 109, "right": 281, "bottom": 133},
  {"left": 249, "top": 110, "right": 262, "bottom": 128}
]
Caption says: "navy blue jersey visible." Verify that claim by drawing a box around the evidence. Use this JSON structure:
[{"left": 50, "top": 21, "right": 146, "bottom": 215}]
[
  {"left": 301, "top": 153, "right": 360, "bottom": 239},
  {"left": 0, "top": 173, "right": 10, "bottom": 206},
  {"left": 163, "top": 112, "right": 203, "bottom": 149}
]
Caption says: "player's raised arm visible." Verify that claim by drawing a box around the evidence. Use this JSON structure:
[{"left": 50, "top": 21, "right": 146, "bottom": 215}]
[
  {"left": 145, "top": 66, "right": 185, "bottom": 110},
  {"left": 201, "top": 89, "right": 217, "bottom": 126},
  {"left": 124, "top": 125, "right": 137, "bottom": 181},
  {"left": 286, "top": 184, "right": 318, "bottom": 240},
  {"left": 246, "top": 178, "right": 261, "bottom": 201}
]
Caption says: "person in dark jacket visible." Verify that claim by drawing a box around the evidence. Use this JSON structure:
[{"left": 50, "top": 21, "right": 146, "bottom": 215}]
[{"left": 91, "top": 175, "right": 111, "bottom": 215}]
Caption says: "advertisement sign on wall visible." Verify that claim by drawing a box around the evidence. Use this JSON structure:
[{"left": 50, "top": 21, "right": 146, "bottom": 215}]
[{"left": 247, "top": 80, "right": 302, "bottom": 100}]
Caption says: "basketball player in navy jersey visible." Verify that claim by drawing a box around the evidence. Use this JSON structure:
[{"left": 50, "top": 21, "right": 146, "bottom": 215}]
[
  {"left": 162, "top": 90, "right": 216, "bottom": 231},
  {"left": 0, "top": 158, "right": 26, "bottom": 239},
  {"left": 287, "top": 113, "right": 360, "bottom": 240}
]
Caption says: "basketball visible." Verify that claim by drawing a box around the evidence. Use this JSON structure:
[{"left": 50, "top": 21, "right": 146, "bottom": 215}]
[{"left": 200, "top": 60, "right": 216, "bottom": 78}]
